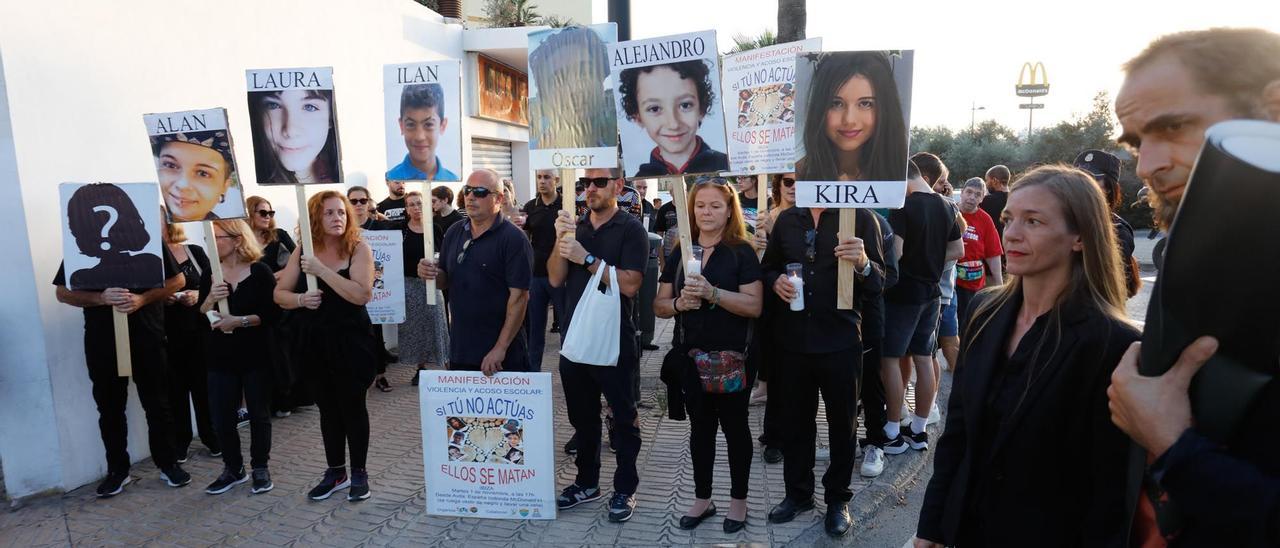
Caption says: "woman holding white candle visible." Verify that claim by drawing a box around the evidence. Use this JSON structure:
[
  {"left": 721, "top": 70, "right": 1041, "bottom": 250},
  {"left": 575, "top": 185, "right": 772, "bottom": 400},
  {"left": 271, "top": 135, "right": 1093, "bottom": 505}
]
[{"left": 655, "top": 179, "right": 763, "bottom": 533}]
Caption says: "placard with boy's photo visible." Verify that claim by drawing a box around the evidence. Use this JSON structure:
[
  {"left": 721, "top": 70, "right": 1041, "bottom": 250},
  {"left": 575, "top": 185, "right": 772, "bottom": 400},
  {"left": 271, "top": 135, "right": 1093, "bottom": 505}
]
[{"left": 383, "top": 60, "right": 463, "bottom": 182}]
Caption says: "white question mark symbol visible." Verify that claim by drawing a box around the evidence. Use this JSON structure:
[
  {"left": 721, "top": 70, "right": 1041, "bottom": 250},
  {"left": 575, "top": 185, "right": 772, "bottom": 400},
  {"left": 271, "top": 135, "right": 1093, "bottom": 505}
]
[{"left": 92, "top": 205, "right": 118, "bottom": 251}]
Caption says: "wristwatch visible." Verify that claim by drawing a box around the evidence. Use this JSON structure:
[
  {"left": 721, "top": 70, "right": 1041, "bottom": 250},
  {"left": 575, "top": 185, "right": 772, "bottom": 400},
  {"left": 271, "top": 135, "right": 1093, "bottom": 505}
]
[
  {"left": 860, "top": 261, "right": 872, "bottom": 277},
  {"left": 240, "top": 316, "right": 250, "bottom": 329},
  {"left": 583, "top": 253, "right": 597, "bottom": 267}
]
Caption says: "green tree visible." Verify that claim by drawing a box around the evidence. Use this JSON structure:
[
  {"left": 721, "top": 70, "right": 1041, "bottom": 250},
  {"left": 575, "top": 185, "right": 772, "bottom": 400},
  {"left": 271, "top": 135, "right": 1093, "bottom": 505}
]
[
  {"left": 483, "top": 0, "right": 541, "bottom": 27},
  {"left": 728, "top": 29, "right": 777, "bottom": 54},
  {"left": 540, "top": 14, "right": 576, "bottom": 28}
]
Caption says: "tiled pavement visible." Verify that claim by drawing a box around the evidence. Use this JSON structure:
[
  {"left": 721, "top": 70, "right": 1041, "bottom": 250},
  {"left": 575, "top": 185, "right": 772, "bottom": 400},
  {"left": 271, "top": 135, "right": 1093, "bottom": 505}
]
[{"left": 1, "top": 317, "right": 939, "bottom": 547}]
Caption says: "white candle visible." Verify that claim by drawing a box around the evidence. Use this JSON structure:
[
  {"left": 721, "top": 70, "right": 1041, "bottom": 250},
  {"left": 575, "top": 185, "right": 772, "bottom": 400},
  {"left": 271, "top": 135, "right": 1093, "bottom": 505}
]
[
  {"left": 685, "top": 259, "right": 702, "bottom": 277},
  {"left": 789, "top": 274, "right": 805, "bottom": 311}
]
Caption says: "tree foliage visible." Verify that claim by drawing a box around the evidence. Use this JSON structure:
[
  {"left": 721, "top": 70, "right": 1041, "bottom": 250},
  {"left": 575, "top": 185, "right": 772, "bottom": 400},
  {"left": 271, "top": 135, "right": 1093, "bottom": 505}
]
[
  {"left": 728, "top": 29, "right": 777, "bottom": 54},
  {"left": 483, "top": 0, "right": 541, "bottom": 27}
]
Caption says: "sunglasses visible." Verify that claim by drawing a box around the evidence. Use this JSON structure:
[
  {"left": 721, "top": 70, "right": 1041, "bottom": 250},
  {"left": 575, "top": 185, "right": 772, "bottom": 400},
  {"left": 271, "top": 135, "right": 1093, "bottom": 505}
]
[
  {"left": 256, "top": 210, "right": 276, "bottom": 218},
  {"left": 462, "top": 185, "right": 494, "bottom": 199},
  {"left": 349, "top": 198, "right": 370, "bottom": 205},
  {"left": 577, "top": 177, "right": 612, "bottom": 189},
  {"left": 782, "top": 177, "right": 796, "bottom": 188},
  {"left": 456, "top": 238, "right": 473, "bottom": 264},
  {"left": 804, "top": 229, "right": 817, "bottom": 263}
]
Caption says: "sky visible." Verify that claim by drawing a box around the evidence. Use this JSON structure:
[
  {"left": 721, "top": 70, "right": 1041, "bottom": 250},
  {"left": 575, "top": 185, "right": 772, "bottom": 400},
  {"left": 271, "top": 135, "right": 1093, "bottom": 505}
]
[{"left": 593, "top": 0, "right": 1280, "bottom": 135}]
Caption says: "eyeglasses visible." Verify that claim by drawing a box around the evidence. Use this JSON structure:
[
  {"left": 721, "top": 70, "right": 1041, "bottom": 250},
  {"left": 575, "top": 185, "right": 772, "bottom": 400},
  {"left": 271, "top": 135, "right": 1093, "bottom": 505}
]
[
  {"left": 256, "top": 210, "right": 276, "bottom": 218},
  {"left": 349, "top": 198, "right": 370, "bottom": 205},
  {"left": 462, "top": 185, "right": 494, "bottom": 199},
  {"left": 804, "top": 229, "right": 817, "bottom": 263},
  {"left": 456, "top": 238, "right": 473, "bottom": 264},
  {"left": 782, "top": 178, "right": 796, "bottom": 188},
  {"left": 577, "top": 177, "right": 612, "bottom": 189}
]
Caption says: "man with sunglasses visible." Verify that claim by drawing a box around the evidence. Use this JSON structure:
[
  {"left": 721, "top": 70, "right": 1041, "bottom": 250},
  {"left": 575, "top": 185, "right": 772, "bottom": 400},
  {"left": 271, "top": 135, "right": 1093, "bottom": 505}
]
[
  {"left": 760, "top": 183, "right": 886, "bottom": 537},
  {"left": 417, "top": 169, "right": 533, "bottom": 376},
  {"left": 548, "top": 167, "right": 649, "bottom": 523}
]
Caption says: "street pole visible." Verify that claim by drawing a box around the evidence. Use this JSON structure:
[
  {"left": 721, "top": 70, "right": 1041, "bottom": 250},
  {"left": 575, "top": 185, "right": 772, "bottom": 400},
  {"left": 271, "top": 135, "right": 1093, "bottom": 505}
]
[{"left": 1027, "top": 97, "right": 1034, "bottom": 139}]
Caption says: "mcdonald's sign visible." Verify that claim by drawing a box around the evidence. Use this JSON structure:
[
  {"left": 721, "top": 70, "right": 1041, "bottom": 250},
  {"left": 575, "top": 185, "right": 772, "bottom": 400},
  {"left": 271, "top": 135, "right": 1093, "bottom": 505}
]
[{"left": 1016, "top": 62, "right": 1050, "bottom": 97}]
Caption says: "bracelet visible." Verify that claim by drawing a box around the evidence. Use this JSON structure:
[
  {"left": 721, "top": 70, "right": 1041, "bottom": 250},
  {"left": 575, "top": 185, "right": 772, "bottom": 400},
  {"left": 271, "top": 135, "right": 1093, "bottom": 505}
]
[
  {"left": 709, "top": 287, "right": 720, "bottom": 309},
  {"left": 672, "top": 297, "right": 681, "bottom": 313},
  {"left": 296, "top": 293, "right": 303, "bottom": 308}
]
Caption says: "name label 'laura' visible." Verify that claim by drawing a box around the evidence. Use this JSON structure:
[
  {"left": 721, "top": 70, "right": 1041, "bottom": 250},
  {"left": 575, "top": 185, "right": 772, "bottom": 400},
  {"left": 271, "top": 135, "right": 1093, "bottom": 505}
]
[{"left": 246, "top": 67, "right": 333, "bottom": 91}]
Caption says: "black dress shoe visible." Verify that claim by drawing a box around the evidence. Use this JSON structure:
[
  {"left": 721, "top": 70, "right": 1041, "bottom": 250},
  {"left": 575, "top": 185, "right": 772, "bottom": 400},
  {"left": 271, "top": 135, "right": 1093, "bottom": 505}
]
[
  {"left": 678, "top": 503, "right": 717, "bottom": 529},
  {"left": 767, "top": 498, "right": 814, "bottom": 523},
  {"left": 642, "top": 343, "right": 660, "bottom": 351},
  {"left": 762, "top": 446, "right": 783, "bottom": 464},
  {"left": 723, "top": 516, "right": 747, "bottom": 533},
  {"left": 824, "top": 502, "right": 852, "bottom": 537}
]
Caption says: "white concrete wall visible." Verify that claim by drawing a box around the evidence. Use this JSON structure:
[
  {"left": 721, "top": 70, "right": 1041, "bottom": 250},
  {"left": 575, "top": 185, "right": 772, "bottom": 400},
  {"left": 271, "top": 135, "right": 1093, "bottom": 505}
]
[{"left": 0, "top": 0, "right": 478, "bottom": 498}]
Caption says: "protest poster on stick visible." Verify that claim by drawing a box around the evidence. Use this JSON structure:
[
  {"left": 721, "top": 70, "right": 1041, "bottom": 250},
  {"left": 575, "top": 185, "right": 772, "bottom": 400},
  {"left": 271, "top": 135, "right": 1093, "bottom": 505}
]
[
  {"left": 362, "top": 229, "right": 406, "bottom": 324},
  {"left": 793, "top": 50, "right": 914, "bottom": 308},
  {"left": 59, "top": 182, "right": 165, "bottom": 376},
  {"left": 143, "top": 108, "right": 247, "bottom": 222},
  {"left": 245, "top": 67, "right": 342, "bottom": 186},
  {"left": 609, "top": 30, "right": 729, "bottom": 179},
  {"left": 528, "top": 24, "right": 620, "bottom": 171},
  {"left": 720, "top": 38, "right": 822, "bottom": 174},
  {"left": 420, "top": 371, "right": 555, "bottom": 520}
]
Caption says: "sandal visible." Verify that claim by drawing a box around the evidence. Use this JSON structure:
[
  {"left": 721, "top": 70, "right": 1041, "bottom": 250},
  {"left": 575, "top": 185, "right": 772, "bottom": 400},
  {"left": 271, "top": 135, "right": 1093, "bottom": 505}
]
[{"left": 374, "top": 376, "right": 392, "bottom": 393}]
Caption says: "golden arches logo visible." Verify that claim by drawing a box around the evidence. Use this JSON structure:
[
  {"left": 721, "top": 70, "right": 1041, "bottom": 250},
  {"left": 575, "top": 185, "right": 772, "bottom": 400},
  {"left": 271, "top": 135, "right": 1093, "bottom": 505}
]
[{"left": 1016, "top": 62, "right": 1050, "bottom": 97}]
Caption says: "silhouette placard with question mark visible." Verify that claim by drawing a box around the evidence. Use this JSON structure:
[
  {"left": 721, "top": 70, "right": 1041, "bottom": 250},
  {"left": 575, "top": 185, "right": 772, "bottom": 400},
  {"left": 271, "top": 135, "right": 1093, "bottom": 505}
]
[
  {"left": 60, "top": 182, "right": 165, "bottom": 292},
  {"left": 92, "top": 205, "right": 118, "bottom": 251}
]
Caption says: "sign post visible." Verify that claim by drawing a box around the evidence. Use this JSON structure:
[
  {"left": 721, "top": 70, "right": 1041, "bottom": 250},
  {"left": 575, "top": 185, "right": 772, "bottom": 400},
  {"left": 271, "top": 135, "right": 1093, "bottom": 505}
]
[
  {"left": 296, "top": 186, "right": 318, "bottom": 291},
  {"left": 756, "top": 174, "right": 768, "bottom": 259},
  {"left": 202, "top": 222, "right": 231, "bottom": 316},
  {"left": 112, "top": 310, "right": 131, "bottom": 377},
  {"left": 422, "top": 181, "right": 437, "bottom": 305},
  {"left": 669, "top": 177, "right": 694, "bottom": 269},
  {"left": 1016, "top": 61, "right": 1050, "bottom": 138}
]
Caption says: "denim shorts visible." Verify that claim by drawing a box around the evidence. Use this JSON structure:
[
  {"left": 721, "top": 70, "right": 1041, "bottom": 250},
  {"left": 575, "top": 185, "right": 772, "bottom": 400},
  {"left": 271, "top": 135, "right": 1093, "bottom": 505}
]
[
  {"left": 883, "top": 296, "right": 941, "bottom": 358},
  {"left": 938, "top": 298, "right": 959, "bottom": 338}
]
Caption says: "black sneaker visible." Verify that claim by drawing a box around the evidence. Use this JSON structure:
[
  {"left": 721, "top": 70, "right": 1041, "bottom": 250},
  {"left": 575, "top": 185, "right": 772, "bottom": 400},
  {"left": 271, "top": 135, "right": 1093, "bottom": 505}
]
[
  {"left": 205, "top": 467, "right": 248, "bottom": 495},
  {"left": 209, "top": 448, "right": 223, "bottom": 458},
  {"left": 176, "top": 449, "right": 189, "bottom": 464},
  {"left": 411, "top": 370, "right": 423, "bottom": 386},
  {"left": 905, "top": 427, "right": 929, "bottom": 451},
  {"left": 556, "top": 484, "right": 601, "bottom": 510},
  {"left": 348, "top": 468, "right": 370, "bottom": 501},
  {"left": 236, "top": 408, "right": 250, "bottom": 428},
  {"left": 307, "top": 468, "right": 350, "bottom": 500},
  {"left": 762, "top": 446, "right": 783, "bottom": 464},
  {"left": 160, "top": 465, "right": 192, "bottom": 488},
  {"left": 564, "top": 435, "right": 579, "bottom": 456},
  {"left": 607, "top": 492, "right": 636, "bottom": 522},
  {"left": 96, "top": 471, "right": 131, "bottom": 498},
  {"left": 883, "top": 435, "right": 910, "bottom": 455},
  {"left": 251, "top": 468, "right": 273, "bottom": 494}
]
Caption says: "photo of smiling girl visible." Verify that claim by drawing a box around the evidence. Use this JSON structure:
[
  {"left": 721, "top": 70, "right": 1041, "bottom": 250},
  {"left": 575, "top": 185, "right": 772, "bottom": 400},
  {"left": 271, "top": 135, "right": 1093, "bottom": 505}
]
[
  {"left": 145, "top": 108, "right": 247, "bottom": 222},
  {"left": 618, "top": 59, "right": 729, "bottom": 177},
  {"left": 246, "top": 68, "right": 342, "bottom": 185},
  {"left": 795, "top": 51, "right": 912, "bottom": 184}
]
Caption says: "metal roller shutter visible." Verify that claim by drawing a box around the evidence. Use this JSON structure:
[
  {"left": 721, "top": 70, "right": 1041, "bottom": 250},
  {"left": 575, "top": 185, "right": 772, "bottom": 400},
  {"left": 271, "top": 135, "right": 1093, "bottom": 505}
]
[{"left": 471, "top": 138, "right": 513, "bottom": 180}]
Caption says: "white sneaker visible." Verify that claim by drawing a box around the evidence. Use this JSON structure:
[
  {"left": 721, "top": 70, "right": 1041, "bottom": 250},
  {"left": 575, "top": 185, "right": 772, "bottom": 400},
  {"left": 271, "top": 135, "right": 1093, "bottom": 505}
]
[
  {"left": 816, "top": 446, "right": 831, "bottom": 461},
  {"left": 928, "top": 404, "right": 942, "bottom": 426},
  {"left": 900, "top": 404, "right": 911, "bottom": 422},
  {"left": 860, "top": 446, "right": 885, "bottom": 478}
]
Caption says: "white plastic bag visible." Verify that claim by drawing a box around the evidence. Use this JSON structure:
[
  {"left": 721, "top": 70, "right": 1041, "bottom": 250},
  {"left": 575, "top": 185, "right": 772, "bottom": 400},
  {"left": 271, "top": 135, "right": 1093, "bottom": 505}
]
[{"left": 560, "top": 263, "right": 620, "bottom": 366}]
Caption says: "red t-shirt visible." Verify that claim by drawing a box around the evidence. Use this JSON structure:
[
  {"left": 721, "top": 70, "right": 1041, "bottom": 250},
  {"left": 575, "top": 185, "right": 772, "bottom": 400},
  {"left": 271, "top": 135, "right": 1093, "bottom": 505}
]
[{"left": 956, "top": 209, "right": 1002, "bottom": 291}]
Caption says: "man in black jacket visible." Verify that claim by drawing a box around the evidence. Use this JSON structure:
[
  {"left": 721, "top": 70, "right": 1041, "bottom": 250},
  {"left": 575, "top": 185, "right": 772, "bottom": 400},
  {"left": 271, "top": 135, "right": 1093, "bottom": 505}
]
[
  {"left": 1107, "top": 28, "right": 1280, "bottom": 547},
  {"left": 761, "top": 205, "right": 884, "bottom": 537}
]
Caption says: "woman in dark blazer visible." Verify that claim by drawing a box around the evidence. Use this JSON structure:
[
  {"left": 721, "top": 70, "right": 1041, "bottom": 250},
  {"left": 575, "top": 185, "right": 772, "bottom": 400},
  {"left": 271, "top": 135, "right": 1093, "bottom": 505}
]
[{"left": 915, "top": 165, "right": 1140, "bottom": 547}]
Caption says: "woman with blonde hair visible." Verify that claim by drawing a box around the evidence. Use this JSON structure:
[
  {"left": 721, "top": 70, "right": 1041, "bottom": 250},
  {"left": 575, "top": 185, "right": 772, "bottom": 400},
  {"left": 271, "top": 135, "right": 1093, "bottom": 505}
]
[
  {"left": 246, "top": 196, "right": 296, "bottom": 273},
  {"left": 915, "top": 165, "right": 1139, "bottom": 547},
  {"left": 161, "top": 216, "right": 219, "bottom": 461},
  {"left": 200, "top": 219, "right": 281, "bottom": 496},
  {"left": 400, "top": 190, "right": 449, "bottom": 386},
  {"left": 274, "top": 191, "right": 377, "bottom": 502}
]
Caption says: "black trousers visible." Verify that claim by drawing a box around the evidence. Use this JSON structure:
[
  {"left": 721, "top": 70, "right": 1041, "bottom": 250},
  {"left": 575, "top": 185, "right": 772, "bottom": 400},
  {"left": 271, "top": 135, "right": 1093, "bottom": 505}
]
[
  {"left": 309, "top": 372, "right": 370, "bottom": 470},
  {"left": 689, "top": 386, "right": 753, "bottom": 499},
  {"left": 208, "top": 367, "right": 272, "bottom": 470},
  {"left": 860, "top": 337, "right": 889, "bottom": 446},
  {"left": 166, "top": 328, "right": 218, "bottom": 454},
  {"left": 560, "top": 355, "right": 642, "bottom": 494},
  {"left": 638, "top": 256, "right": 659, "bottom": 346},
  {"left": 84, "top": 329, "right": 178, "bottom": 473},
  {"left": 781, "top": 346, "right": 863, "bottom": 504},
  {"left": 759, "top": 335, "right": 785, "bottom": 450}
]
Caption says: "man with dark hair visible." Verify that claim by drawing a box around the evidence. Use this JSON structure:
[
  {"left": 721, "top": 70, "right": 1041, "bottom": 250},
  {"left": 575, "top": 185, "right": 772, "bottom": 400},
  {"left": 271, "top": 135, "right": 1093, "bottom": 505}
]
[
  {"left": 522, "top": 169, "right": 564, "bottom": 371},
  {"left": 549, "top": 167, "right": 648, "bottom": 523},
  {"left": 981, "top": 164, "right": 1012, "bottom": 236},
  {"left": 386, "top": 83, "right": 459, "bottom": 181},
  {"left": 378, "top": 178, "right": 408, "bottom": 222},
  {"left": 431, "top": 185, "right": 463, "bottom": 234},
  {"left": 1107, "top": 27, "right": 1280, "bottom": 547}
]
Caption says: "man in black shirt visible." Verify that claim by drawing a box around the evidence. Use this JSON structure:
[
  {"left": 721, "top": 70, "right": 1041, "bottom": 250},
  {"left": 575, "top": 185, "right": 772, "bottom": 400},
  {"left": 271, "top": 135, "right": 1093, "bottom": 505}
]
[
  {"left": 761, "top": 203, "right": 885, "bottom": 537},
  {"left": 420, "top": 169, "right": 533, "bottom": 375},
  {"left": 53, "top": 249, "right": 192, "bottom": 497},
  {"left": 980, "top": 164, "right": 1011, "bottom": 237},
  {"left": 378, "top": 178, "right": 408, "bottom": 222},
  {"left": 548, "top": 166, "right": 648, "bottom": 523},
  {"left": 431, "top": 185, "right": 464, "bottom": 234},
  {"left": 522, "top": 169, "right": 564, "bottom": 371},
  {"left": 631, "top": 178, "right": 659, "bottom": 351},
  {"left": 880, "top": 159, "right": 963, "bottom": 462}
]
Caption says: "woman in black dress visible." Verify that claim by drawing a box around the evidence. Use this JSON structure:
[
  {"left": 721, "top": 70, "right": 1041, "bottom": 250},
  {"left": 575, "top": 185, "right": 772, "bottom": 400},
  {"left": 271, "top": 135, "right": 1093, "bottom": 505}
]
[
  {"left": 248, "top": 195, "right": 303, "bottom": 415},
  {"left": 656, "top": 179, "right": 763, "bottom": 533},
  {"left": 274, "top": 191, "right": 377, "bottom": 502},
  {"left": 161, "top": 219, "right": 219, "bottom": 460},
  {"left": 915, "top": 166, "right": 1140, "bottom": 547},
  {"left": 200, "top": 219, "right": 281, "bottom": 495}
]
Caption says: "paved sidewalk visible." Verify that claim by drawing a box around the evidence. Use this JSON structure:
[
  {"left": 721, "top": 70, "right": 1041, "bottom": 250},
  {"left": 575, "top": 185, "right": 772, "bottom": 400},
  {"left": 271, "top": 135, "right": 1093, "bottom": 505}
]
[{"left": 2, "top": 317, "right": 938, "bottom": 547}]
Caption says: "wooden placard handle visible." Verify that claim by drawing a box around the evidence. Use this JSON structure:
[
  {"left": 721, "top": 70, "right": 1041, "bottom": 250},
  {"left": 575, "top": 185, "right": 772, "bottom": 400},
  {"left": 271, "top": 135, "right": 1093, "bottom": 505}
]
[
  {"left": 295, "top": 186, "right": 318, "bottom": 292},
  {"left": 669, "top": 177, "right": 694, "bottom": 270},
  {"left": 756, "top": 173, "right": 768, "bottom": 260},
  {"left": 559, "top": 169, "right": 576, "bottom": 240},
  {"left": 113, "top": 309, "right": 131, "bottom": 377},
  {"left": 202, "top": 220, "right": 230, "bottom": 316},
  {"left": 423, "top": 181, "right": 437, "bottom": 305},
  {"left": 837, "top": 208, "right": 857, "bottom": 310}
]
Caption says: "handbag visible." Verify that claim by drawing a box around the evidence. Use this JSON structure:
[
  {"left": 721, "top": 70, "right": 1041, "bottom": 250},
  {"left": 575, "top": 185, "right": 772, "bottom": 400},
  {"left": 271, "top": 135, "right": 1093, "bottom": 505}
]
[
  {"left": 559, "top": 262, "right": 621, "bottom": 366},
  {"left": 672, "top": 248, "right": 752, "bottom": 394}
]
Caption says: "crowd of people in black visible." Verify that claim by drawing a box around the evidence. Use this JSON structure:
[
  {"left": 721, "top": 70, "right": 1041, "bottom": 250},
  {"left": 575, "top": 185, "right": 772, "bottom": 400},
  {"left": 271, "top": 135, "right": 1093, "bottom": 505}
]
[{"left": 52, "top": 28, "right": 1279, "bottom": 546}]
